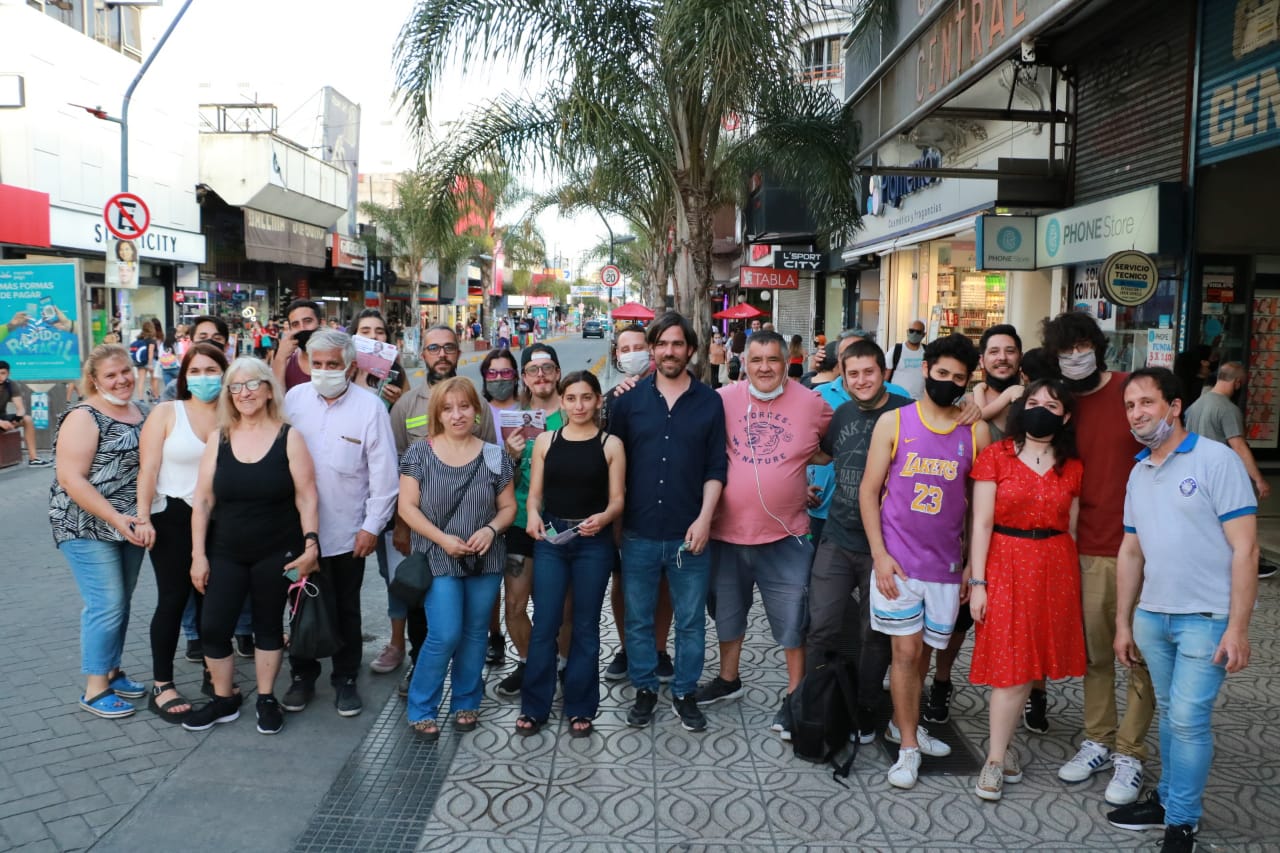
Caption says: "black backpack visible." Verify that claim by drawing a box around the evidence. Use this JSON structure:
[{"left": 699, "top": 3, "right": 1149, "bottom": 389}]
[
  {"left": 129, "top": 338, "right": 151, "bottom": 367},
  {"left": 790, "top": 654, "right": 860, "bottom": 780}
]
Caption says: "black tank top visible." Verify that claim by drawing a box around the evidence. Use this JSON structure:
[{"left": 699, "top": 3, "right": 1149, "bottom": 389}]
[
  {"left": 542, "top": 429, "right": 610, "bottom": 520},
  {"left": 209, "top": 424, "right": 302, "bottom": 559}
]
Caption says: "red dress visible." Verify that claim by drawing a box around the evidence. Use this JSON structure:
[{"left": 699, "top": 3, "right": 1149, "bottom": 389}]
[{"left": 969, "top": 440, "right": 1086, "bottom": 688}]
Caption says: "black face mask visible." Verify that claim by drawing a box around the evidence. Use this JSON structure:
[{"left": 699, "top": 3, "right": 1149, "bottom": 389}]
[
  {"left": 293, "top": 329, "right": 314, "bottom": 351},
  {"left": 985, "top": 371, "right": 1020, "bottom": 393},
  {"left": 1062, "top": 371, "right": 1102, "bottom": 394},
  {"left": 1021, "top": 406, "right": 1065, "bottom": 439},
  {"left": 924, "top": 376, "right": 964, "bottom": 408}
]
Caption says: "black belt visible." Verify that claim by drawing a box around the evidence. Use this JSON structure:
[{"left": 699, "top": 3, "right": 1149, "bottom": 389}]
[{"left": 993, "top": 524, "right": 1065, "bottom": 540}]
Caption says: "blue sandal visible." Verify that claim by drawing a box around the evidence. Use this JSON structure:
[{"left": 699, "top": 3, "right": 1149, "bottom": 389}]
[
  {"left": 80, "top": 689, "right": 135, "bottom": 719},
  {"left": 108, "top": 671, "right": 146, "bottom": 699}
]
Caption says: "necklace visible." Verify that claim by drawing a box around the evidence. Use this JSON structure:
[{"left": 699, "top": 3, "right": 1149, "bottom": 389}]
[{"left": 1025, "top": 438, "right": 1052, "bottom": 466}]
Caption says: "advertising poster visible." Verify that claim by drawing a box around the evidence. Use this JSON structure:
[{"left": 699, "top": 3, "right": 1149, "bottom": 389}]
[
  {"left": 0, "top": 261, "right": 83, "bottom": 381},
  {"left": 104, "top": 238, "right": 139, "bottom": 289}
]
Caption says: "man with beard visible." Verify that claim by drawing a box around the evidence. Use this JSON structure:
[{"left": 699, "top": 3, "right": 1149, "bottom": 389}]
[
  {"left": 1042, "top": 311, "right": 1152, "bottom": 807},
  {"left": 273, "top": 300, "right": 324, "bottom": 391}
]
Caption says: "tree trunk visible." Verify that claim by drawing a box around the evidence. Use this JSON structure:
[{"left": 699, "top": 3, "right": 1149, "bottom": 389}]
[{"left": 673, "top": 184, "right": 715, "bottom": 380}]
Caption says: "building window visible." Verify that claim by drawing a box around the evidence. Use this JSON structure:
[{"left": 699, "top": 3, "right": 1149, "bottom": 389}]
[
  {"left": 42, "top": 0, "right": 86, "bottom": 34},
  {"left": 121, "top": 6, "right": 142, "bottom": 57},
  {"left": 801, "top": 35, "right": 845, "bottom": 82}
]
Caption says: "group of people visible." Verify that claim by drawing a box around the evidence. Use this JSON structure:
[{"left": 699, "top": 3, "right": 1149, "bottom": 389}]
[{"left": 48, "top": 299, "right": 1259, "bottom": 853}]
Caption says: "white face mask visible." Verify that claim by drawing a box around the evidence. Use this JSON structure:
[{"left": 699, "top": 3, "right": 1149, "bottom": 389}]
[
  {"left": 311, "top": 368, "right": 349, "bottom": 398},
  {"left": 96, "top": 386, "right": 129, "bottom": 406},
  {"left": 748, "top": 380, "right": 786, "bottom": 401},
  {"left": 618, "top": 350, "right": 651, "bottom": 377},
  {"left": 1059, "top": 350, "right": 1096, "bottom": 381}
]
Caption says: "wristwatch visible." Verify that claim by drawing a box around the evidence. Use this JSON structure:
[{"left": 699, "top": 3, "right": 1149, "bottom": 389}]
[
  {"left": 967, "top": 578, "right": 987, "bottom": 587},
  {"left": 303, "top": 531, "right": 320, "bottom": 546}
]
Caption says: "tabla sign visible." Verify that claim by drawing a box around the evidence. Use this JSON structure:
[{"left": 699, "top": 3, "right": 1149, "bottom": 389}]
[
  {"left": 1100, "top": 250, "right": 1159, "bottom": 307},
  {"left": 740, "top": 267, "right": 799, "bottom": 290}
]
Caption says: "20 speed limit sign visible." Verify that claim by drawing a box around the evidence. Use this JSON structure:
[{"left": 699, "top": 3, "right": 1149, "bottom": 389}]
[{"left": 600, "top": 264, "right": 622, "bottom": 288}]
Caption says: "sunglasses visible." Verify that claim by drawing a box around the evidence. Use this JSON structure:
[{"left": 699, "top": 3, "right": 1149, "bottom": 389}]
[{"left": 484, "top": 368, "right": 516, "bottom": 379}]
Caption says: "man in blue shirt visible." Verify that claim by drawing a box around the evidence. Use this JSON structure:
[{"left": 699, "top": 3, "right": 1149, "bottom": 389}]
[{"left": 608, "top": 312, "right": 728, "bottom": 732}]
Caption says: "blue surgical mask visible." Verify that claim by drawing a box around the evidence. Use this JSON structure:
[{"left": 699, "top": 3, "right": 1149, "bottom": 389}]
[{"left": 186, "top": 375, "right": 222, "bottom": 402}]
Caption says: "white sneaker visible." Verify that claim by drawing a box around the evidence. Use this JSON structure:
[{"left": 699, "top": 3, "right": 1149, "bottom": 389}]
[
  {"left": 1002, "top": 748, "right": 1024, "bottom": 784},
  {"left": 1104, "top": 755, "right": 1145, "bottom": 806},
  {"left": 888, "top": 747, "right": 922, "bottom": 789},
  {"left": 885, "top": 720, "right": 952, "bottom": 757},
  {"left": 975, "top": 760, "right": 1004, "bottom": 801},
  {"left": 1058, "top": 739, "right": 1112, "bottom": 783}
]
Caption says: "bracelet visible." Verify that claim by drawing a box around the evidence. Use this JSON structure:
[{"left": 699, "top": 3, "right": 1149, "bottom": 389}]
[
  {"left": 967, "top": 578, "right": 987, "bottom": 586},
  {"left": 483, "top": 524, "right": 499, "bottom": 538},
  {"left": 303, "top": 531, "right": 319, "bottom": 544}
]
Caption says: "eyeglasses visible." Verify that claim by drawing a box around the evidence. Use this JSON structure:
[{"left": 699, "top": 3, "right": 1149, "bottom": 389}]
[
  {"left": 484, "top": 368, "right": 515, "bottom": 379},
  {"left": 425, "top": 343, "right": 460, "bottom": 355},
  {"left": 523, "top": 364, "right": 558, "bottom": 377},
  {"left": 1067, "top": 342, "right": 1094, "bottom": 354},
  {"left": 227, "top": 379, "right": 265, "bottom": 394}
]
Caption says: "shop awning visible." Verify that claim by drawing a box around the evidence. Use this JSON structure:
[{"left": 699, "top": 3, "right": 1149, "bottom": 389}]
[{"left": 842, "top": 215, "right": 982, "bottom": 263}]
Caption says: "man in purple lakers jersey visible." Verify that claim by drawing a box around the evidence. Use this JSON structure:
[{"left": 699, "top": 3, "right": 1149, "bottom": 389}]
[{"left": 860, "top": 334, "right": 989, "bottom": 790}]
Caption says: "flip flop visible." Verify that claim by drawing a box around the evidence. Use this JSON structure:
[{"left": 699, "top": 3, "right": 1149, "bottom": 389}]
[
  {"left": 80, "top": 689, "right": 135, "bottom": 719},
  {"left": 568, "top": 716, "right": 594, "bottom": 738}
]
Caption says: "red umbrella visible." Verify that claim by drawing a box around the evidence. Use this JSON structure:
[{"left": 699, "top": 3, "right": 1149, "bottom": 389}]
[
  {"left": 713, "top": 302, "right": 768, "bottom": 320},
  {"left": 611, "top": 302, "right": 656, "bottom": 321}
]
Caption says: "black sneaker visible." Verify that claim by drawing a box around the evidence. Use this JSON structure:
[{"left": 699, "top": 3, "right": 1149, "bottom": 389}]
[
  {"left": 184, "top": 639, "right": 203, "bottom": 663},
  {"left": 334, "top": 677, "right": 363, "bottom": 717},
  {"left": 1106, "top": 789, "right": 1165, "bottom": 831},
  {"left": 771, "top": 694, "right": 793, "bottom": 741},
  {"left": 256, "top": 695, "right": 284, "bottom": 734},
  {"left": 922, "top": 678, "right": 953, "bottom": 724},
  {"left": 486, "top": 632, "right": 506, "bottom": 666},
  {"left": 27, "top": 457, "right": 51, "bottom": 467},
  {"left": 604, "top": 649, "right": 628, "bottom": 681},
  {"left": 234, "top": 634, "right": 255, "bottom": 659},
  {"left": 656, "top": 651, "right": 674, "bottom": 683},
  {"left": 182, "top": 694, "right": 242, "bottom": 732},
  {"left": 672, "top": 693, "right": 708, "bottom": 732},
  {"left": 1023, "top": 687, "right": 1049, "bottom": 734},
  {"left": 497, "top": 662, "right": 525, "bottom": 697},
  {"left": 693, "top": 676, "right": 744, "bottom": 706},
  {"left": 281, "top": 675, "right": 315, "bottom": 712},
  {"left": 627, "top": 688, "right": 658, "bottom": 727},
  {"left": 1260, "top": 560, "right": 1278, "bottom": 579},
  {"left": 1160, "top": 824, "right": 1196, "bottom": 853},
  {"left": 398, "top": 662, "right": 414, "bottom": 698}
]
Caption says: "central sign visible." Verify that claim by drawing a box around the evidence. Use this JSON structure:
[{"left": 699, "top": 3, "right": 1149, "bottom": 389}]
[{"left": 740, "top": 267, "right": 800, "bottom": 290}]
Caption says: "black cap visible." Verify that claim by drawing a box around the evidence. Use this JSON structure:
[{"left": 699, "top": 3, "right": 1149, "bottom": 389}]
[{"left": 519, "top": 343, "right": 560, "bottom": 371}]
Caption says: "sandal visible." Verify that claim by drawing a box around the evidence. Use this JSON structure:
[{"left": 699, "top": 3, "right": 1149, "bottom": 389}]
[
  {"left": 107, "top": 670, "right": 146, "bottom": 699},
  {"left": 515, "top": 714, "right": 545, "bottom": 737},
  {"left": 568, "top": 716, "right": 594, "bottom": 739},
  {"left": 147, "top": 682, "right": 191, "bottom": 724},
  {"left": 410, "top": 719, "right": 439, "bottom": 741},
  {"left": 79, "top": 689, "right": 135, "bottom": 719},
  {"left": 455, "top": 709, "right": 479, "bottom": 732}
]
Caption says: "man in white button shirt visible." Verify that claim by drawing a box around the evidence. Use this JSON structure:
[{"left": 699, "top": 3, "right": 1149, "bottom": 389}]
[{"left": 282, "top": 329, "right": 398, "bottom": 717}]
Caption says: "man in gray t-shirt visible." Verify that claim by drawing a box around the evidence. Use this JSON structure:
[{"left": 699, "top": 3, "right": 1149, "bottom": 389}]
[{"left": 1184, "top": 362, "right": 1269, "bottom": 499}]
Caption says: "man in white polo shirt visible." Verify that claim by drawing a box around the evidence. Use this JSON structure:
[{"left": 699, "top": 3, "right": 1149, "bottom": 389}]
[{"left": 1107, "top": 368, "right": 1258, "bottom": 853}]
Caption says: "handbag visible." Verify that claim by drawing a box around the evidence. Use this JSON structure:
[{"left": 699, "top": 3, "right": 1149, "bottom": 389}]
[
  {"left": 288, "top": 576, "right": 344, "bottom": 659},
  {"left": 388, "top": 552, "right": 432, "bottom": 607}
]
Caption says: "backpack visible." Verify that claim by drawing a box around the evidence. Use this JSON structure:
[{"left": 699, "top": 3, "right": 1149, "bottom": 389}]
[
  {"left": 789, "top": 654, "right": 861, "bottom": 780},
  {"left": 890, "top": 343, "right": 903, "bottom": 373},
  {"left": 129, "top": 339, "right": 151, "bottom": 367}
]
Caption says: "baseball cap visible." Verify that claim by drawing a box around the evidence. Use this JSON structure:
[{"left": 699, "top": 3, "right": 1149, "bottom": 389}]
[{"left": 520, "top": 343, "right": 560, "bottom": 371}]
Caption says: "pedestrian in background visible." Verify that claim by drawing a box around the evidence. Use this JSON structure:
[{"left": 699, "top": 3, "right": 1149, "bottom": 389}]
[{"left": 787, "top": 334, "right": 805, "bottom": 378}]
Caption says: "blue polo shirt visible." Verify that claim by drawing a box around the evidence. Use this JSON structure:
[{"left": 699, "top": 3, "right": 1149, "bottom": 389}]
[
  {"left": 808, "top": 378, "right": 911, "bottom": 521},
  {"left": 1122, "top": 433, "right": 1257, "bottom": 616},
  {"left": 608, "top": 373, "right": 728, "bottom": 540}
]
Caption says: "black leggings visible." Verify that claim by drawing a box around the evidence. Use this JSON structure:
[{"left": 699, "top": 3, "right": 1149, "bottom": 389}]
[
  {"left": 202, "top": 544, "right": 294, "bottom": 660},
  {"left": 149, "top": 500, "right": 199, "bottom": 683}
]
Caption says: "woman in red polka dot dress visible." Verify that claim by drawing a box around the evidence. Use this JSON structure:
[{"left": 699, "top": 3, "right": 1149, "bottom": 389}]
[{"left": 967, "top": 379, "right": 1086, "bottom": 801}]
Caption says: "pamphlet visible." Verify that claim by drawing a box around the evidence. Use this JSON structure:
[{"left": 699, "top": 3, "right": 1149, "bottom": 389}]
[
  {"left": 499, "top": 408, "right": 546, "bottom": 442},
  {"left": 353, "top": 335, "right": 397, "bottom": 379}
]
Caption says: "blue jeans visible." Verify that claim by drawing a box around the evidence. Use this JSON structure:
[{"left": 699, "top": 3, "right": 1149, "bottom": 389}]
[
  {"left": 407, "top": 573, "right": 502, "bottom": 722},
  {"left": 182, "top": 591, "right": 251, "bottom": 640},
  {"left": 376, "top": 532, "right": 410, "bottom": 621},
  {"left": 59, "top": 539, "right": 145, "bottom": 676},
  {"left": 1133, "top": 608, "right": 1229, "bottom": 828},
  {"left": 621, "top": 532, "right": 710, "bottom": 697},
  {"left": 523, "top": 520, "right": 614, "bottom": 720}
]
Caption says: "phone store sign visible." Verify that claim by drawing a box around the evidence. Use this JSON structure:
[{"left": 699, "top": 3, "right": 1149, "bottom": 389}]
[{"left": 1036, "top": 186, "right": 1162, "bottom": 266}]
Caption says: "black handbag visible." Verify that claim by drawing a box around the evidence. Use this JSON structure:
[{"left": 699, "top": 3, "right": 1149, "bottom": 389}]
[
  {"left": 388, "top": 552, "right": 432, "bottom": 607},
  {"left": 288, "top": 575, "right": 344, "bottom": 659}
]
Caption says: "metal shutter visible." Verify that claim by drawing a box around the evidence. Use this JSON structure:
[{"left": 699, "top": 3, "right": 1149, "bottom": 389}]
[{"left": 774, "top": 276, "right": 815, "bottom": 347}]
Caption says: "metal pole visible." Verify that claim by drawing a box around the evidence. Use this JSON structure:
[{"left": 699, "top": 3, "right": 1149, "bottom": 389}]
[{"left": 120, "top": 0, "right": 196, "bottom": 192}]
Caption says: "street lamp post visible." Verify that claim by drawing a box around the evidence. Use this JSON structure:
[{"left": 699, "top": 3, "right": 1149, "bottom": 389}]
[{"left": 594, "top": 210, "right": 635, "bottom": 306}]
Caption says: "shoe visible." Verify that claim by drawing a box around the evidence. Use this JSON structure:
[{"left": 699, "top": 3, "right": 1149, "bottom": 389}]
[
  {"left": 887, "top": 747, "right": 922, "bottom": 789},
  {"left": 281, "top": 675, "right": 315, "bottom": 712},
  {"left": 486, "top": 632, "right": 506, "bottom": 666},
  {"left": 184, "top": 639, "right": 203, "bottom": 663},
  {"left": 27, "top": 457, "right": 51, "bottom": 466},
  {"left": 234, "top": 634, "right": 255, "bottom": 659},
  {"left": 693, "top": 676, "right": 744, "bottom": 706},
  {"left": 182, "top": 694, "right": 241, "bottom": 732},
  {"left": 655, "top": 651, "right": 674, "bottom": 683},
  {"left": 771, "top": 694, "right": 793, "bottom": 741},
  {"left": 1107, "top": 790, "right": 1165, "bottom": 831},
  {"left": 1160, "top": 823, "right": 1197, "bottom": 852},
  {"left": 885, "top": 720, "right": 951, "bottom": 757},
  {"left": 922, "top": 678, "right": 953, "bottom": 724},
  {"left": 975, "top": 760, "right": 1004, "bottom": 801},
  {"left": 79, "top": 689, "right": 135, "bottom": 719},
  {"left": 851, "top": 704, "right": 879, "bottom": 745},
  {"left": 627, "top": 688, "right": 658, "bottom": 727},
  {"left": 256, "top": 695, "right": 284, "bottom": 735},
  {"left": 672, "top": 693, "right": 708, "bottom": 732},
  {"left": 334, "top": 677, "right": 363, "bottom": 717},
  {"left": 497, "top": 662, "right": 525, "bottom": 697},
  {"left": 370, "top": 644, "right": 405, "bottom": 674},
  {"left": 107, "top": 671, "right": 146, "bottom": 699},
  {"left": 1023, "top": 687, "right": 1049, "bottom": 734},
  {"left": 605, "top": 649, "right": 628, "bottom": 681},
  {"left": 398, "top": 662, "right": 414, "bottom": 698},
  {"left": 1058, "top": 739, "right": 1112, "bottom": 782},
  {"left": 1104, "top": 754, "right": 1145, "bottom": 806},
  {"left": 1259, "top": 560, "right": 1278, "bottom": 579},
  {"left": 1002, "top": 748, "right": 1023, "bottom": 784}
]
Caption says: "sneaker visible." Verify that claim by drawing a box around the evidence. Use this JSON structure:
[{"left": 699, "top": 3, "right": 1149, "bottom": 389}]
[
  {"left": 887, "top": 747, "right": 922, "bottom": 789},
  {"left": 1023, "top": 687, "right": 1049, "bottom": 734},
  {"left": 1259, "top": 560, "right": 1278, "bottom": 579},
  {"left": 672, "top": 693, "right": 708, "bottom": 732},
  {"left": 693, "top": 676, "right": 744, "bottom": 706},
  {"left": 1002, "top": 748, "right": 1023, "bottom": 784},
  {"left": 281, "top": 675, "right": 315, "bottom": 712},
  {"left": 1104, "top": 754, "right": 1145, "bottom": 806},
  {"left": 1160, "top": 823, "right": 1197, "bottom": 853},
  {"left": 885, "top": 720, "right": 952, "bottom": 757},
  {"left": 1106, "top": 790, "right": 1165, "bottom": 831},
  {"left": 1058, "top": 739, "right": 1112, "bottom": 783},
  {"left": 851, "top": 704, "right": 879, "bottom": 745},
  {"left": 27, "top": 457, "right": 51, "bottom": 466},
  {"left": 398, "top": 661, "right": 414, "bottom": 698},
  {"left": 655, "top": 651, "right": 674, "bottom": 683},
  {"left": 922, "top": 678, "right": 953, "bottom": 724},
  {"left": 256, "top": 695, "right": 284, "bottom": 735},
  {"left": 369, "top": 644, "right": 405, "bottom": 674},
  {"left": 334, "top": 677, "right": 363, "bottom": 717},
  {"left": 604, "top": 649, "right": 629, "bottom": 681},
  {"left": 234, "top": 634, "right": 255, "bottom": 659},
  {"left": 184, "top": 639, "right": 203, "bottom": 663},
  {"left": 975, "top": 760, "right": 1004, "bottom": 801},
  {"left": 486, "top": 632, "right": 506, "bottom": 666},
  {"left": 627, "top": 688, "right": 658, "bottom": 728},
  {"left": 771, "top": 694, "right": 793, "bottom": 741},
  {"left": 182, "top": 694, "right": 241, "bottom": 732},
  {"left": 497, "top": 662, "right": 525, "bottom": 697}
]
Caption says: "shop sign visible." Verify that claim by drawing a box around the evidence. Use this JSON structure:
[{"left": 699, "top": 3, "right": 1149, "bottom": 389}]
[
  {"left": 975, "top": 214, "right": 1036, "bottom": 270},
  {"left": 48, "top": 206, "right": 206, "bottom": 264},
  {"left": 0, "top": 184, "right": 50, "bottom": 248},
  {"left": 740, "top": 267, "right": 800, "bottom": 290},
  {"left": 331, "top": 234, "right": 366, "bottom": 270},
  {"left": 867, "top": 149, "right": 943, "bottom": 216},
  {"left": 1198, "top": 1, "right": 1280, "bottom": 166},
  {"left": 1100, "top": 250, "right": 1159, "bottom": 306},
  {"left": 773, "top": 250, "right": 826, "bottom": 271},
  {"left": 0, "top": 260, "right": 83, "bottom": 381},
  {"left": 1035, "top": 185, "right": 1169, "bottom": 266},
  {"left": 244, "top": 209, "right": 326, "bottom": 268},
  {"left": 1146, "top": 328, "right": 1175, "bottom": 368}
]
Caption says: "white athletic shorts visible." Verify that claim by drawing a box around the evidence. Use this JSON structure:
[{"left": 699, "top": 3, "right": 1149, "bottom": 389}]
[{"left": 869, "top": 575, "right": 961, "bottom": 650}]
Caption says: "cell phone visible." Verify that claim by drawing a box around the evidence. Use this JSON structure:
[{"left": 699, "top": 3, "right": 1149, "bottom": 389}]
[{"left": 283, "top": 567, "right": 300, "bottom": 582}]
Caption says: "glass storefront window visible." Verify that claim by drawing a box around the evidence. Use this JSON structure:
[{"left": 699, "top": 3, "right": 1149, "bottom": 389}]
[
  {"left": 1069, "top": 264, "right": 1179, "bottom": 373},
  {"left": 929, "top": 240, "right": 1006, "bottom": 349}
]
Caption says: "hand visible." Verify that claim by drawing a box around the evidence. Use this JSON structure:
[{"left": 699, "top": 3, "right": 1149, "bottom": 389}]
[
  {"left": 1255, "top": 477, "right": 1272, "bottom": 500},
  {"left": 0, "top": 420, "right": 14, "bottom": 432},
  {"left": 1000, "top": 384, "right": 1026, "bottom": 404},
  {"left": 954, "top": 396, "right": 984, "bottom": 426},
  {"left": 805, "top": 484, "right": 821, "bottom": 509},
  {"left": 504, "top": 430, "right": 526, "bottom": 459},
  {"left": 872, "top": 552, "right": 907, "bottom": 599},
  {"left": 578, "top": 513, "right": 607, "bottom": 537},
  {"left": 392, "top": 520, "right": 411, "bottom": 556},
  {"left": 115, "top": 513, "right": 148, "bottom": 547},
  {"left": 683, "top": 515, "right": 711, "bottom": 555},
  {"left": 380, "top": 382, "right": 404, "bottom": 406},
  {"left": 969, "top": 586, "right": 987, "bottom": 623},
  {"left": 613, "top": 374, "right": 639, "bottom": 396},
  {"left": 1114, "top": 625, "right": 1142, "bottom": 668},
  {"left": 526, "top": 512, "right": 544, "bottom": 541},
  {"left": 809, "top": 350, "right": 824, "bottom": 372},
  {"left": 285, "top": 545, "right": 320, "bottom": 579},
  {"left": 7, "top": 311, "right": 30, "bottom": 331},
  {"left": 1214, "top": 627, "right": 1251, "bottom": 673},
  {"left": 278, "top": 327, "right": 299, "bottom": 358},
  {"left": 466, "top": 525, "right": 498, "bottom": 555},
  {"left": 441, "top": 534, "right": 474, "bottom": 559},
  {"left": 133, "top": 518, "right": 156, "bottom": 550},
  {"left": 352, "top": 530, "right": 378, "bottom": 559},
  {"left": 959, "top": 564, "right": 972, "bottom": 604},
  {"left": 190, "top": 556, "right": 211, "bottom": 594}
]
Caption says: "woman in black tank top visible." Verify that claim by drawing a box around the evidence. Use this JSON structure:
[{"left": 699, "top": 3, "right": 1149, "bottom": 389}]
[{"left": 517, "top": 372, "right": 625, "bottom": 737}]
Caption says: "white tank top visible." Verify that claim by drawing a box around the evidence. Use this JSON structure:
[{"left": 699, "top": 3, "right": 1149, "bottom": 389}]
[{"left": 152, "top": 400, "right": 206, "bottom": 510}]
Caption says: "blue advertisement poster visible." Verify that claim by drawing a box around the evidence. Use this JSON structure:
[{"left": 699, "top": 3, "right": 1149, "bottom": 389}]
[{"left": 0, "top": 261, "right": 83, "bottom": 381}]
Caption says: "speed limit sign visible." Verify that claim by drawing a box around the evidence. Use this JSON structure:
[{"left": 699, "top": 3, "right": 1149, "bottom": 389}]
[{"left": 600, "top": 264, "right": 622, "bottom": 288}]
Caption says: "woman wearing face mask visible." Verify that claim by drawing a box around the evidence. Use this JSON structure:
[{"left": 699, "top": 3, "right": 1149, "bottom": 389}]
[
  {"left": 352, "top": 309, "right": 407, "bottom": 410},
  {"left": 967, "top": 380, "right": 1085, "bottom": 801},
  {"left": 478, "top": 348, "right": 521, "bottom": 666},
  {"left": 134, "top": 342, "right": 229, "bottom": 722}
]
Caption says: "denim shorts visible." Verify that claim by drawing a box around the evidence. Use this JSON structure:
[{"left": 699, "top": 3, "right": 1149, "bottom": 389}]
[{"left": 710, "top": 536, "right": 812, "bottom": 649}]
